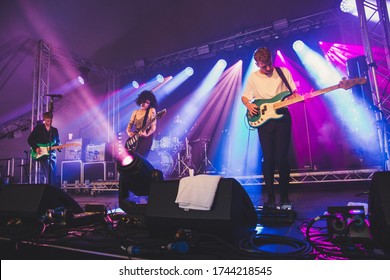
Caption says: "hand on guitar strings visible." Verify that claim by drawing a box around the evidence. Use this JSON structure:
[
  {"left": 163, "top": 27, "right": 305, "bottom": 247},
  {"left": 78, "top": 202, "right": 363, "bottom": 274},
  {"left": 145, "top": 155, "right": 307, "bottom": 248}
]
[
  {"left": 303, "top": 90, "right": 314, "bottom": 102},
  {"left": 139, "top": 130, "right": 149, "bottom": 137},
  {"left": 246, "top": 102, "right": 259, "bottom": 117},
  {"left": 127, "top": 131, "right": 136, "bottom": 137}
]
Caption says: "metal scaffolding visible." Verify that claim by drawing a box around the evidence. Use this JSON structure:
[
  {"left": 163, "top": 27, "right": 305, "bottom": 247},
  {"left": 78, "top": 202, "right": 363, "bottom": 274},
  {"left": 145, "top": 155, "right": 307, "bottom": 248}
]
[
  {"left": 355, "top": 0, "right": 390, "bottom": 170},
  {"left": 29, "top": 40, "right": 51, "bottom": 184},
  {"left": 27, "top": 40, "right": 116, "bottom": 183},
  {"left": 2, "top": 6, "right": 385, "bottom": 185},
  {"left": 235, "top": 168, "right": 379, "bottom": 186},
  {"left": 118, "top": 9, "right": 342, "bottom": 77},
  {"left": 59, "top": 168, "right": 379, "bottom": 195}
]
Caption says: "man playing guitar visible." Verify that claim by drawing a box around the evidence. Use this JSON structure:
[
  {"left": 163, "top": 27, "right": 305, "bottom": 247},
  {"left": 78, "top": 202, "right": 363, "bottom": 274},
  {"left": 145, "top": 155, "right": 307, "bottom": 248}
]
[
  {"left": 242, "top": 47, "right": 298, "bottom": 207},
  {"left": 28, "top": 111, "right": 61, "bottom": 187}
]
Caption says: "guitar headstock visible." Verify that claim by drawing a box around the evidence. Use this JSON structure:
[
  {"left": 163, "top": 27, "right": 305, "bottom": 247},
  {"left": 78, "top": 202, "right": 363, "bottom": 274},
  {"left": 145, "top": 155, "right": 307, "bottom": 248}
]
[
  {"left": 156, "top": 109, "right": 167, "bottom": 119},
  {"left": 339, "top": 77, "right": 367, "bottom": 90}
]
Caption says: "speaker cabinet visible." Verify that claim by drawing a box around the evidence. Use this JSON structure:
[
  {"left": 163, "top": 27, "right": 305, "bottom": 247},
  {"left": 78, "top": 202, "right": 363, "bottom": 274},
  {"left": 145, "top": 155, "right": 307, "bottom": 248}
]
[
  {"left": 346, "top": 55, "right": 374, "bottom": 109},
  {"left": 145, "top": 178, "right": 257, "bottom": 241},
  {"left": 0, "top": 184, "right": 83, "bottom": 218},
  {"left": 369, "top": 171, "right": 390, "bottom": 250},
  {"left": 83, "top": 161, "right": 117, "bottom": 182},
  {"left": 61, "top": 160, "right": 83, "bottom": 184}
]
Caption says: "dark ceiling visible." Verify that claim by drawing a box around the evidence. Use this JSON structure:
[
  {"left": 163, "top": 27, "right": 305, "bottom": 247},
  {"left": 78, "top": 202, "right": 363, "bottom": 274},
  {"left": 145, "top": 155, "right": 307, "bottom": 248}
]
[{"left": 0, "top": 0, "right": 342, "bottom": 124}]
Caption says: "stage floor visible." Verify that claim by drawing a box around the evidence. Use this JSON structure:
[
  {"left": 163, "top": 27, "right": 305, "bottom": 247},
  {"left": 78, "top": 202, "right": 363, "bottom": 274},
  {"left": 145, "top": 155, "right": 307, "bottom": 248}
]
[
  {"left": 64, "top": 179, "right": 388, "bottom": 260},
  {"left": 1, "top": 179, "right": 389, "bottom": 260}
]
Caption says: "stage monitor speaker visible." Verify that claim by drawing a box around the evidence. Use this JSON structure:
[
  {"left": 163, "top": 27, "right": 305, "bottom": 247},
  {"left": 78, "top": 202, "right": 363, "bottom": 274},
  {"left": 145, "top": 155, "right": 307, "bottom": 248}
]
[
  {"left": 369, "top": 171, "right": 390, "bottom": 250},
  {"left": 0, "top": 184, "right": 83, "bottom": 218},
  {"left": 346, "top": 55, "right": 374, "bottom": 109},
  {"left": 145, "top": 178, "right": 257, "bottom": 241},
  {"left": 326, "top": 206, "right": 369, "bottom": 242}
]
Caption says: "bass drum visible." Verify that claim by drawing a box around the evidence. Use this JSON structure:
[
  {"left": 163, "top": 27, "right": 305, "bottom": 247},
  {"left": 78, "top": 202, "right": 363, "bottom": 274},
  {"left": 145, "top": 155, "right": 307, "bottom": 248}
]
[
  {"left": 147, "top": 151, "right": 174, "bottom": 177},
  {"left": 159, "top": 136, "right": 172, "bottom": 149}
]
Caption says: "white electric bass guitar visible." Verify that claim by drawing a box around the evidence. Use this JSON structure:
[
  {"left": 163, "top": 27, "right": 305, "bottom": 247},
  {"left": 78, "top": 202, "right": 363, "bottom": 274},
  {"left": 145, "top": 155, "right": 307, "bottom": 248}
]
[{"left": 247, "top": 77, "right": 367, "bottom": 128}]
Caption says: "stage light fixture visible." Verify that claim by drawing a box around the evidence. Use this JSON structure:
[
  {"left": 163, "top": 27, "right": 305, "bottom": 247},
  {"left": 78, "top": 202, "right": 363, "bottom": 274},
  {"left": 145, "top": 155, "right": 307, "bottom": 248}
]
[
  {"left": 272, "top": 18, "right": 289, "bottom": 31},
  {"left": 117, "top": 152, "right": 163, "bottom": 215},
  {"left": 132, "top": 81, "right": 140, "bottom": 88},
  {"left": 340, "top": 0, "right": 356, "bottom": 14},
  {"left": 135, "top": 59, "right": 146, "bottom": 68},
  {"left": 292, "top": 40, "right": 304, "bottom": 52},
  {"left": 77, "top": 67, "right": 90, "bottom": 85},
  {"left": 156, "top": 74, "right": 164, "bottom": 83},
  {"left": 185, "top": 67, "right": 194, "bottom": 76},
  {"left": 217, "top": 59, "right": 227, "bottom": 68},
  {"left": 196, "top": 45, "right": 210, "bottom": 55}
]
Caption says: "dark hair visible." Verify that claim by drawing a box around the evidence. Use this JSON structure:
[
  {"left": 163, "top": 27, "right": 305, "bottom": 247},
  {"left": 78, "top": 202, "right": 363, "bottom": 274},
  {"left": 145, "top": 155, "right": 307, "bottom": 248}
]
[
  {"left": 43, "top": 112, "right": 53, "bottom": 119},
  {"left": 136, "top": 90, "right": 157, "bottom": 108}
]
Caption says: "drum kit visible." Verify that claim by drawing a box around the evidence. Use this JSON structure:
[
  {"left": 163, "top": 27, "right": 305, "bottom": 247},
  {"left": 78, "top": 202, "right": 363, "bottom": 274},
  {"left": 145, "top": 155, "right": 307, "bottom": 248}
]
[
  {"left": 146, "top": 115, "right": 218, "bottom": 178},
  {"left": 147, "top": 134, "right": 217, "bottom": 178}
]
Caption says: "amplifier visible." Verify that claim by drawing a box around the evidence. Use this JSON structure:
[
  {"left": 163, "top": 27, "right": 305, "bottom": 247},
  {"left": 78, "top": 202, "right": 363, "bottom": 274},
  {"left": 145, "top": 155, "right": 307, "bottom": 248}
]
[
  {"left": 85, "top": 143, "right": 111, "bottom": 162},
  {"left": 83, "top": 161, "right": 117, "bottom": 182},
  {"left": 64, "top": 138, "right": 88, "bottom": 161},
  {"left": 61, "top": 160, "right": 83, "bottom": 184}
]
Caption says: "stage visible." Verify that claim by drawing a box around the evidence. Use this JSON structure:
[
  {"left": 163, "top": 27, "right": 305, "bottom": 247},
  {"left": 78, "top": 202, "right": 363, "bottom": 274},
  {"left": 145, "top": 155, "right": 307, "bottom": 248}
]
[{"left": 1, "top": 174, "right": 389, "bottom": 260}]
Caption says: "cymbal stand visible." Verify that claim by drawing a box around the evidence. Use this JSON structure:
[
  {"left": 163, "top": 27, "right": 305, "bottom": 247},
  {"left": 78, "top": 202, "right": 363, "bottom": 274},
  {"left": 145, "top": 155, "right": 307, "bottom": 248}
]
[
  {"left": 172, "top": 138, "right": 193, "bottom": 177},
  {"left": 197, "top": 140, "right": 217, "bottom": 174}
]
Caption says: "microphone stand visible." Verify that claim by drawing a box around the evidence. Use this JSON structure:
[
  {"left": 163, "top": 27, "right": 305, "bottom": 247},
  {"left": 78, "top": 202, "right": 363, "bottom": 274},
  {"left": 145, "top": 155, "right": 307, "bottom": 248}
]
[{"left": 47, "top": 98, "right": 54, "bottom": 186}]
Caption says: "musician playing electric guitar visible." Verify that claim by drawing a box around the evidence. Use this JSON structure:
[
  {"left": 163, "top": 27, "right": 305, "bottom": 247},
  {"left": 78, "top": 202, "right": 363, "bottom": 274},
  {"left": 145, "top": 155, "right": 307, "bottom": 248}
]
[
  {"left": 242, "top": 47, "right": 299, "bottom": 207},
  {"left": 126, "top": 90, "right": 158, "bottom": 158},
  {"left": 28, "top": 111, "right": 61, "bottom": 187}
]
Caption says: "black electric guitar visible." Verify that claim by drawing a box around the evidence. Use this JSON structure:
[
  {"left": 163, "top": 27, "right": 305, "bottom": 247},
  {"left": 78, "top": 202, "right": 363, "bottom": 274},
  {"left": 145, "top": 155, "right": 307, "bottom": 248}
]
[
  {"left": 31, "top": 143, "right": 81, "bottom": 160},
  {"left": 125, "top": 109, "right": 167, "bottom": 151},
  {"left": 247, "top": 77, "right": 367, "bottom": 128}
]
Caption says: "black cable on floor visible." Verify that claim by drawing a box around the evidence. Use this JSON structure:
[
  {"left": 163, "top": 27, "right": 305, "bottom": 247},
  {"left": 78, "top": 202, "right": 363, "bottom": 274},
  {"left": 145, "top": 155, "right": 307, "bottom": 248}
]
[{"left": 239, "top": 233, "right": 314, "bottom": 259}]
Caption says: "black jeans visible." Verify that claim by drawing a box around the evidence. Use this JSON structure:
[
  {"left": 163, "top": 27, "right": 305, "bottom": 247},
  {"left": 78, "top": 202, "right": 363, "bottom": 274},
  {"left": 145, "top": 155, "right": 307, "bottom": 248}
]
[
  {"left": 39, "top": 155, "right": 57, "bottom": 187},
  {"left": 257, "top": 108, "right": 291, "bottom": 200}
]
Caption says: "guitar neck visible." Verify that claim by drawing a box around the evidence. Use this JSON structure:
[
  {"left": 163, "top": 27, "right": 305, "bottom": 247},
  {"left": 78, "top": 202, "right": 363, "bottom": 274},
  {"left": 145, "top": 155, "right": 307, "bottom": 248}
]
[
  {"left": 48, "top": 143, "right": 78, "bottom": 151},
  {"left": 273, "top": 84, "right": 340, "bottom": 109},
  {"left": 273, "top": 94, "right": 304, "bottom": 109}
]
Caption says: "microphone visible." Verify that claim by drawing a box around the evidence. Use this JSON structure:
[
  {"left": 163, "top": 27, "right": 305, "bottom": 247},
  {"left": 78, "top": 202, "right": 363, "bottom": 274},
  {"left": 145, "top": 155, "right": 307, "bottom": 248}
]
[
  {"left": 122, "top": 241, "right": 189, "bottom": 256},
  {"left": 45, "top": 94, "right": 63, "bottom": 98}
]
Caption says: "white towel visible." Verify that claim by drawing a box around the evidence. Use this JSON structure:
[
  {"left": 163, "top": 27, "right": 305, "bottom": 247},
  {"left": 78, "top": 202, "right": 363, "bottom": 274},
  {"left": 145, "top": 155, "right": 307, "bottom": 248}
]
[{"left": 175, "top": 174, "right": 221, "bottom": 211}]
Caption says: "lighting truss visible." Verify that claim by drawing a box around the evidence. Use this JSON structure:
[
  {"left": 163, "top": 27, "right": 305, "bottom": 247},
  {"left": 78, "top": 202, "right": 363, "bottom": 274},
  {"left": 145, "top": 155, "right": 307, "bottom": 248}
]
[
  {"left": 56, "top": 168, "right": 381, "bottom": 193},
  {"left": 0, "top": 112, "right": 31, "bottom": 139},
  {"left": 119, "top": 9, "right": 342, "bottom": 77},
  {"left": 46, "top": 42, "right": 115, "bottom": 76},
  {"left": 353, "top": 0, "right": 390, "bottom": 170},
  {"left": 234, "top": 168, "right": 380, "bottom": 186}
]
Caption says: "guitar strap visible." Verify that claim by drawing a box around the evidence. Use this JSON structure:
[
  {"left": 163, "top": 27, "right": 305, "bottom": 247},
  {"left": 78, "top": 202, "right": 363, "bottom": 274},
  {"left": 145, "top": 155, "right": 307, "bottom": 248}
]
[
  {"left": 141, "top": 107, "right": 151, "bottom": 132},
  {"left": 275, "top": 67, "right": 293, "bottom": 94}
]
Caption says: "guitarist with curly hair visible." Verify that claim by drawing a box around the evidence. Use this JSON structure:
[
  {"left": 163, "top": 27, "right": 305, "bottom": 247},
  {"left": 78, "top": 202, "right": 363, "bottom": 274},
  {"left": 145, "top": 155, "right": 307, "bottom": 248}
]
[{"left": 126, "top": 90, "right": 158, "bottom": 158}]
